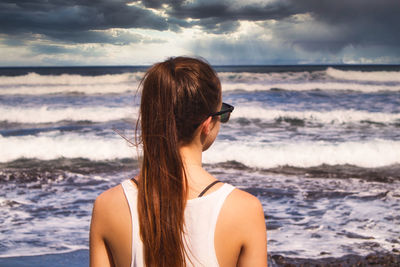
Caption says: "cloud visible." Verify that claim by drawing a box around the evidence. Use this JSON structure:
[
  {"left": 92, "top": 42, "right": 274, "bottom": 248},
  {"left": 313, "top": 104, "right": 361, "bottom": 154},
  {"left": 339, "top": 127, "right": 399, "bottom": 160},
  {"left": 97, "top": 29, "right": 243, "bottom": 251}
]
[
  {"left": 31, "top": 44, "right": 73, "bottom": 54},
  {"left": 0, "top": 0, "right": 399, "bottom": 65},
  {"left": 166, "top": 0, "right": 297, "bottom": 33},
  {"left": 0, "top": 0, "right": 170, "bottom": 44},
  {"left": 142, "top": 0, "right": 184, "bottom": 9},
  {"left": 143, "top": 0, "right": 400, "bottom": 55},
  {"left": 280, "top": 0, "right": 400, "bottom": 53}
]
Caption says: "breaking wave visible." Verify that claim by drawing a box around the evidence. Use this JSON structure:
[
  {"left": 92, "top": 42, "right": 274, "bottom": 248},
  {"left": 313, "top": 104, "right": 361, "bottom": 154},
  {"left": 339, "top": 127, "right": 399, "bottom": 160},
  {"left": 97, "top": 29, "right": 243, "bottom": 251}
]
[
  {"left": 1, "top": 133, "right": 399, "bottom": 168},
  {"left": 0, "top": 106, "right": 137, "bottom": 123},
  {"left": 1, "top": 70, "right": 400, "bottom": 95},
  {"left": 204, "top": 139, "right": 400, "bottom": 168},
  {"left": 326, "top": 67, "right": 400, "bottom": 82},
  {"left": 234, "top": 107, "right": 400, "bottom": 125},
  {"left": 1, "top": 105, "right": 399, "bottom": 125}
]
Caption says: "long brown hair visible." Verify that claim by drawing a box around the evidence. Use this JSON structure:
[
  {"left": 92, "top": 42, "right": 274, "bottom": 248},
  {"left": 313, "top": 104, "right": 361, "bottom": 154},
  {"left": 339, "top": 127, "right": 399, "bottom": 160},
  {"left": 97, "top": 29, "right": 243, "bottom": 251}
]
[{"left": 137, "top": 57, "right": 221, "bottom": 266}]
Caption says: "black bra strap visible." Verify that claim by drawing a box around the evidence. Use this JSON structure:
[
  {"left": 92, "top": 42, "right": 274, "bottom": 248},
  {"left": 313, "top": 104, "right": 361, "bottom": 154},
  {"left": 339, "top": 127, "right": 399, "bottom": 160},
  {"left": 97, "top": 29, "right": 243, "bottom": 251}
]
[
  {"left": 131, "top": 177, "right": 138, "bottom": 186},
  {"left": 132, "top": 177, "right": 220, "bottom": 197},
  {"left": 198, "top": 180, "right": 221, "bottom": 197}
]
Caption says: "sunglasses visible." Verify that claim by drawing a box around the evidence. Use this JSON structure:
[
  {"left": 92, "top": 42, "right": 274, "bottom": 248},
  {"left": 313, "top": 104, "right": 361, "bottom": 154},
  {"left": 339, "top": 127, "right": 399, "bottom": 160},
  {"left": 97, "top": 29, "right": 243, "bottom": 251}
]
[{"left": 209, "top": 102, "right": 234, "bottom": 123}]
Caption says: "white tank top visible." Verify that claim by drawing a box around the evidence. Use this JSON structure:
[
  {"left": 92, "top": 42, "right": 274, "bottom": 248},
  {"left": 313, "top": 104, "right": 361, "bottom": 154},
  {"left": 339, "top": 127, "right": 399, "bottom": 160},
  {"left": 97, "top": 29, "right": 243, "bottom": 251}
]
[{"left": 121, "top": 179, "right": 235, "bottom": 267}]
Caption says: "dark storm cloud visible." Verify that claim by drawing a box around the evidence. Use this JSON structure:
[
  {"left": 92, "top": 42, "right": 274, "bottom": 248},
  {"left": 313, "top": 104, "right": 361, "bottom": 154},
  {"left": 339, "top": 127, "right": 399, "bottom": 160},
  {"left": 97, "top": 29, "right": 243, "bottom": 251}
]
[
  {"left": 161, "top": 0, "right": 400, "bottom": 52},
  {"left": 281, "top": 0, "right": 400, "bottom": 52},
  {"left": 169, "top": 1, "right": 294, "bottom": 21},
  {"left": 3, "top": 0, "right": 398, "bottom": 49},
  {"left": 166, "top": 1, "right": 296, "bottom": 34},
  {"left": 0, "top": 0, "right": 169, "bottom": 44},
  {"left": 31, "top": 44, "right": 74, "bottom": 54},
  {"left": 1, "top": 0, "right": 399, "bottom": 64},
  {"left": 43, "top": 30, "right": 163, "bottom": 46},
  {"left": 141, "top": 0, "right": 184, "bottom": 9}
]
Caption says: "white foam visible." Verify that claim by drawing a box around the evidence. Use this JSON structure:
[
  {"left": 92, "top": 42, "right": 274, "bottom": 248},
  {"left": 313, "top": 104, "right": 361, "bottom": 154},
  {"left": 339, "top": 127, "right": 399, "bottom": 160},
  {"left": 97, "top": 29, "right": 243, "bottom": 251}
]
[
  {"left": 259, "top": 174, "right": 400, "bottom": 258},
  {"left": 0, "top": 72, "right": 143, "bottom": 95},
  {"left": 1, "top": 132, "right": 398, "bottom": 168},
  {"left": 0, "top": 72, "right": 144, "bottom": 86},
  {"left": 0, "top": 106, "right": 138, "bottom": 123},
  {"left": 0, "top": 83, "right": 140, "bottom": 95},
  {"left": 221, "top": 81, "right": 400, "bottom": 92},
  {"left": 1, "top": 71, "right": 399, "bottom": 95},
  {"left": 204, "top": 139, "right": 400, "bottom": 168},
  {"left": 234, "top": 106, "right": 400, "bottom": 124},
  {"left": 2, "top": 105, "right": 398, "bottom": 125},
  {"left": 326, "top": 67, "right": 400, "bottom": 82},
  {"left": 218, "top": 71, "right": 320, "bottom": 83},
  {"left": 0, "top": 133, "right": 137, "bottom": 162}
]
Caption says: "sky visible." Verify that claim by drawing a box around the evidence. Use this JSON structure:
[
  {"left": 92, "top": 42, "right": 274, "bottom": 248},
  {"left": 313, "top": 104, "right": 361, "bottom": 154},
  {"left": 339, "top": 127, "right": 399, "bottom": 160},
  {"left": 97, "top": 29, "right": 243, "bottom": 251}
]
[{"left": 0, "top": 0, "right": 399, "bottom": 66}]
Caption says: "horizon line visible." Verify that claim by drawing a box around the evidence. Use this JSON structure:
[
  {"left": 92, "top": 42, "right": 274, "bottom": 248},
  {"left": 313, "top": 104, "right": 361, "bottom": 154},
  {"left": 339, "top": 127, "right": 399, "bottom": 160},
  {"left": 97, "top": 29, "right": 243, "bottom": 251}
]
[{"left": 1, "top": 63, "right": 400, "bottom": 68}]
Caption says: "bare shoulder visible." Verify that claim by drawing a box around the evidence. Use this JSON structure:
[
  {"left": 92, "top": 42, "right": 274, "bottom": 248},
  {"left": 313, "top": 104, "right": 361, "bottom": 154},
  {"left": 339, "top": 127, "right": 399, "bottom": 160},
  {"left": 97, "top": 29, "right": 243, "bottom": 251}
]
[
  {"left": 94, "top": 184, "right": 125, "bottom": 209},
  {"left": 90, "top": 183, "right": 132, "bottom": 267},
  {"left": 219, "top": 186, "right": 265, "bottom": 231},
  {"left": 226, "top": 187, "right": 264, "bottom": 215},
  {"left": 92, "top": 184, "right": 128, "bottom": 227},
  {"left": 215, "top": 186, "right": 267, "bottom": 266}
]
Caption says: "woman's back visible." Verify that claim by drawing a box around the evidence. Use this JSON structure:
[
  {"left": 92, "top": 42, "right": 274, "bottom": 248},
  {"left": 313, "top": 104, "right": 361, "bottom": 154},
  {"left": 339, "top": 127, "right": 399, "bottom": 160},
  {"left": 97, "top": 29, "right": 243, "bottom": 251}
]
[
  {"left": 90, "top": 57, "right": 267, "bottom": 266},
  {"left": 90, "top": 174, "right": 267, "bottom": 267}
]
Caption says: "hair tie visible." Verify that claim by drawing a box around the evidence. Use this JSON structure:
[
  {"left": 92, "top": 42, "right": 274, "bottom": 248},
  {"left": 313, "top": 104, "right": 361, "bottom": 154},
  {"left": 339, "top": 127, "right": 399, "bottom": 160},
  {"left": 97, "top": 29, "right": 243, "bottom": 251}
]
[{"left": 167, "top": 58, "right": 175, "bottom": 76}]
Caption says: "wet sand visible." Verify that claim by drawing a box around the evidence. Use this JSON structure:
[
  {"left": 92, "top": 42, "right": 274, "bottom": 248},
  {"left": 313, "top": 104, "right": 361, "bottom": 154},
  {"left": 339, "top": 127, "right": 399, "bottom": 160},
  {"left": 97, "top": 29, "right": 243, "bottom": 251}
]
[
  {"left": 269, "top": 252, "right": 400, "bottom": 266},
  {"left": 1, "top": 249, "right": 399, "bottom": 267}
]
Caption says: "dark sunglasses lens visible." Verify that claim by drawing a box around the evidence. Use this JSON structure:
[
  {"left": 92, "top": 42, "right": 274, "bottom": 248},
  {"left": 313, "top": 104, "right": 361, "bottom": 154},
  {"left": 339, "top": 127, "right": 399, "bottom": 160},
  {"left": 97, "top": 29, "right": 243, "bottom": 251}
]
[
  {"left": 220, "top": 112, "right": 230, "bottom": 123},
  {"left": 221, "top": 103, "right": 230, "bottom": 110}
]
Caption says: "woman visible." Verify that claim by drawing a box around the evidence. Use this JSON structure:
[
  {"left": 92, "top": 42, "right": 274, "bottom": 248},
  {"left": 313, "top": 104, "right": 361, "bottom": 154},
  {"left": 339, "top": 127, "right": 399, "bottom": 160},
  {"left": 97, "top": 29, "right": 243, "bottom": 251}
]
[{"left": 90, "top": 57, "right": 267, "bottom": 267}]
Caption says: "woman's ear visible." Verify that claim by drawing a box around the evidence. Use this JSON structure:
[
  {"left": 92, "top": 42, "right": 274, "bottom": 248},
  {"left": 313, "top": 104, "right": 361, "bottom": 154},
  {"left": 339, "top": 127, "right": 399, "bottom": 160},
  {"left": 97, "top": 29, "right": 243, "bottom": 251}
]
[{"left": 201, "top": 116, "right": 213, "bottom": 135}]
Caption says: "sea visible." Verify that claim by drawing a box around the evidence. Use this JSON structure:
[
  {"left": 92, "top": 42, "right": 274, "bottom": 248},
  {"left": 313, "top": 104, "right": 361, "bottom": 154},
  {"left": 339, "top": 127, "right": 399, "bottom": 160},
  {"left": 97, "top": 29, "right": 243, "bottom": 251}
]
[{"left": 0, "top": 65, "right": 399, "bottom": 266}]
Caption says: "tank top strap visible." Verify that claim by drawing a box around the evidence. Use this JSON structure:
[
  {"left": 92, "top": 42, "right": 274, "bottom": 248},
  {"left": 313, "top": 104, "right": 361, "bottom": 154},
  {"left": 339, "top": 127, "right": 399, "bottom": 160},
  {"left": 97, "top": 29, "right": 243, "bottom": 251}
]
[
  {"left": 200, "top": 183, "right": 235, "bottom": 266},
  {"left": 121, "top": 179, "right": 143, "bottom": 267}
]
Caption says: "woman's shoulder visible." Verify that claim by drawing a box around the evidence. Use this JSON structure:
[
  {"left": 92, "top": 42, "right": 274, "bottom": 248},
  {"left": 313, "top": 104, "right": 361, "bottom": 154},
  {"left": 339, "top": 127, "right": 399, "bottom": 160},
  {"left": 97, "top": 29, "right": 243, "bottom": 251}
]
[
  {"left": 215, "top": 185, "right": 267, "bottom": 265},
  {"left": 94, "top": 184, "right": 125, "bottom": 207},
  {"left": 225, "top": 186, "right": 264, "bottom": 219},
  {"left": 90, "top": 183, "right": 134, "bottom": 267},
  {"left": 92, "top": 184, "right": 128, "bottom": 226}
]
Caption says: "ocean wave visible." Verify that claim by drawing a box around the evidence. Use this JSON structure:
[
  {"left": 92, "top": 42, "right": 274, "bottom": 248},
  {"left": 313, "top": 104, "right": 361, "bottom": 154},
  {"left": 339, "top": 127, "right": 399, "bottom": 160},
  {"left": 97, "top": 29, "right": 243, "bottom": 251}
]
[
  {"left": 0, "top": 133, "right": 137, "bottom": 162},
  {"left": 1, "top": 71, "right": 400, "bottom": 95},
  {"left": 0, "top": 106, "right": 138, "bottom": 123},
  {"left": 204, "top": 139, "right": 400, "bottom": 168},
  {"left": 1, "top": 105, "right": 398, "bottom": 125},
  {"left": 222, "top": 82, "right": 400, "bottom": 92},
  {"left": 326, "top": 67, "right": 400, "bottom": 82},
  {"left": 0, "top": 83, "right": 139, "bottom": 95},
  {"left": 1, "top": 133, "right": 398, "bottom": 168},
  {"left": 218, "top": 71, "right": 324, "bottom": 83},
  {"left": 2, "top": 157, "right": 399, "bottom": 183},
  {"left": 0, "top": 72, "right": 144, "bottom": 86},
  {"left": 234, "top": 107, "right": 400, "bottom": 125},
  {"left": 0, "top": 72, "right": 143, "bottom": 95}
]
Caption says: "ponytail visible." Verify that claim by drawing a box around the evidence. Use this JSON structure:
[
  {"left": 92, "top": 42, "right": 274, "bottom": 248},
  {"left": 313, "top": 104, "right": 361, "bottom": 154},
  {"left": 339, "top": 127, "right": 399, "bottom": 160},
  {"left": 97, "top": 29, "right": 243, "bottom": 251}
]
[{"left": 137, "top": 57, "right": 221, "bottom": 266}]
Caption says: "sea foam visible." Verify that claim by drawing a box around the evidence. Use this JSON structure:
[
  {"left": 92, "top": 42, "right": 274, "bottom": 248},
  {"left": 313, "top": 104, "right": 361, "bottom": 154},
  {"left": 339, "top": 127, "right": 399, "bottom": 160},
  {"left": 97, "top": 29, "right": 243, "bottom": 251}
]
[
  {"left": 0, "top": 106, "right": 138, "bottom": 123},
  {"left": 204, "top": 139, "right": 400, "bottom": 168},
  {"left": 0, "top": 72, "right": 144, "bottom": 86},
  {"left": 0, "top": 133, "right": 137, "bottom": 162},
  {"left": 1, "top": 105, "right": 398, "bottom": 125},
  {"left": 221, "top": 81, "right": 400, "bottom": 92},
  {"left": 1, "top": 71, "right": 400, "bottom": 95},
  {"left": 326, "top": 67, "right": 400, "bottom": 82},
  {"left": 1, "top": 133, "right": 399, "bottom": 168},
  {"left": 234, "top": 106, "right": 400, "bottom": 124}
]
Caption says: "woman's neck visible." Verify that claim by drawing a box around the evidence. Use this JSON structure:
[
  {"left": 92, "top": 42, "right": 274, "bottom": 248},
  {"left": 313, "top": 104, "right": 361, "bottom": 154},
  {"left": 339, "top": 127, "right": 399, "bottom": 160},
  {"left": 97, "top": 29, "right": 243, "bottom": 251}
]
[{"left": 179, "top": 141, "right": 203, "bottom": 168}]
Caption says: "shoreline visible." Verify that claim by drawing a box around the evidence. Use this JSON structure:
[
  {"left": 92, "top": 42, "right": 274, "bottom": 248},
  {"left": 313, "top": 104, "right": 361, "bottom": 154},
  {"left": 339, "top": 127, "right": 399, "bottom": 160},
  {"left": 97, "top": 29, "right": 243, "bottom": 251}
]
[
  {"left": 1, "top": 250, "right": 399, "bottom": 267},
  {"left": 269, "top": 252, "right": 400, "bottom": 266}
]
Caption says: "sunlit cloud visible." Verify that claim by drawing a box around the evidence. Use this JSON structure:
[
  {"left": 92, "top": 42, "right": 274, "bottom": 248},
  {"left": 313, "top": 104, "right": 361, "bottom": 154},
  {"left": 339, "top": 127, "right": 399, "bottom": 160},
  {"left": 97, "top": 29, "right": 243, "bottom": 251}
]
[{"left": 0, "top": 0, "right": 399, "bottom": 65}]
